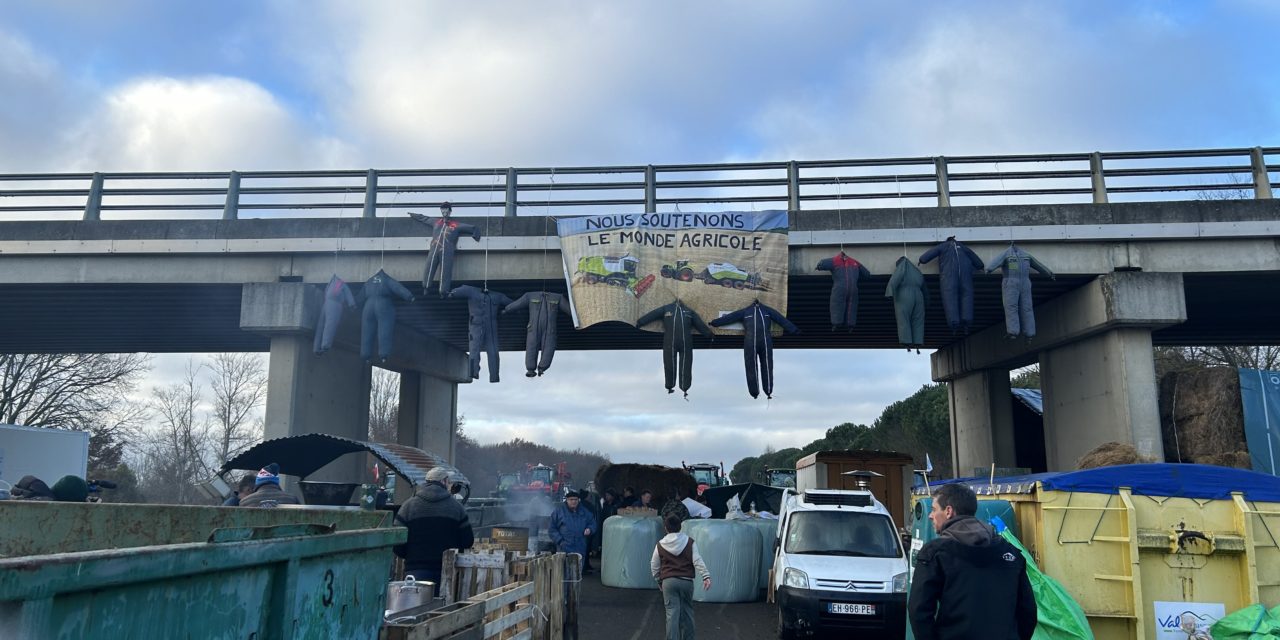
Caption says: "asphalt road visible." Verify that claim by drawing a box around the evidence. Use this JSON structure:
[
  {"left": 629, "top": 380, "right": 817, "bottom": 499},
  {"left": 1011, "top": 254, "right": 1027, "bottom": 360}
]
[{"left": 577, "top": 572, "right": 780, "bottom": 640}]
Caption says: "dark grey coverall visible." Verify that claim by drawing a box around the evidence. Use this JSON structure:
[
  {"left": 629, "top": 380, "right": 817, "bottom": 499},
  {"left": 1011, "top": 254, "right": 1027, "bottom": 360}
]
[
  {"left": 360, "top": 270, "right": 414, "bottom": 363},
  {"left": 886, "top": 257, "right": 928, "bottom": 347},
  {"left": 985, "top": 244, "right": 1054, "bottom": 338},
  {"left": 709, "top": 301, "right": 799, "bottom": 399},
  {"left": 919, "top": 238, "right": 984, "bottom": 333},
  {"left": 314, "top": 275, "right": 357, "bottom": 355},
  {"left": 503, "top": 291, "right": 572, "bottom": 377},
  {"left": 815, "top": 252, "right": 872, "bottom": 330},
  {"left": 450, "top": 285, "right": 512, "bottom": 383},
  {"left": 637, "top": 300, "right": 714, "bottom": 397},
  {"left": 410, "top": 212, "right": 482, "bottom": 297}
]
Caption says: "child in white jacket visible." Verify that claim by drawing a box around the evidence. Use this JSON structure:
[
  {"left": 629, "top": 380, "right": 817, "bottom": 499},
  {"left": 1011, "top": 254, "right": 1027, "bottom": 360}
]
[{"left": 650, "top": 516, "right": 712, "bottom": 640}]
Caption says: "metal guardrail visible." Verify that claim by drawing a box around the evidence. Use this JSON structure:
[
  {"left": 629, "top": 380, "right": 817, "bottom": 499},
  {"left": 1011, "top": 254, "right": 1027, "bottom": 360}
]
[{"left": 0, "top": 147, "right": 1275, "bottom": 221}]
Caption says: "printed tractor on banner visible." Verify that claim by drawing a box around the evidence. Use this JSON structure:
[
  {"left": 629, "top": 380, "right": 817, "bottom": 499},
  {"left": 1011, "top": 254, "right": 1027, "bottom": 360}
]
[
  {"left": 575, "top": 254, "right": 655, "bottom": 297},
  {"left": 660, "top": 259, "right": 769, "bottom": 291}
]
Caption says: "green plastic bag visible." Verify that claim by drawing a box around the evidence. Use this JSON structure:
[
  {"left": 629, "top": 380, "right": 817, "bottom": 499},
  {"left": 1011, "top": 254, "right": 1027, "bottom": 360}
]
[
  {"left": 992, "top": 517, "right": 1093, "bottom": 640},
  {"left": 1209, "top": 603, "right": 1280, "bottom": 639}
]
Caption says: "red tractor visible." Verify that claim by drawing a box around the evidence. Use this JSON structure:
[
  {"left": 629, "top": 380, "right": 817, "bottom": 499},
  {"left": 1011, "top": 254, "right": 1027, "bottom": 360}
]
[
  {"left": 682, "top": 461, "right": 728, "bottom": 496},
  {"left": 508, "top": 462, "right": 573, "bottom": 499}
]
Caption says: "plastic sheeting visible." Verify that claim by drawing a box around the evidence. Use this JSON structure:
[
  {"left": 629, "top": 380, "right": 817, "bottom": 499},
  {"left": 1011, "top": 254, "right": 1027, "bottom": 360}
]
[
  {"left": 601, "top": 515, "right": 663, "bottom": 589},
  {"left": 738, "top": 518, "right": 778, "bottom": 591},
  {"left": 682, "top": 519, "right": 760, "bottom": 603},
  {"left": 1239, "top": 368, "right": 1280, "bottom": 476}
]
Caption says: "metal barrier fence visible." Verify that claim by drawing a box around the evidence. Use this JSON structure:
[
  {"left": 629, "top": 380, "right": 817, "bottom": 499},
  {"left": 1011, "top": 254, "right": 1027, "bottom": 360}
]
[{"left": 0, "top": 147, "right": 1275, "bottom": 221}]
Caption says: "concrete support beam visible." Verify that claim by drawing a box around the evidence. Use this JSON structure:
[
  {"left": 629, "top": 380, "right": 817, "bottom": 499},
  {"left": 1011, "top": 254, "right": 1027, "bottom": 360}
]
[
  {"left": 241, "top": 282, "right": 471, "bottom": 382},
  {"left": 948, "top": 369, "right": 1016, "bottom": 477},
  {"left": 932, "top": 272, "right": 1187, "bottom": 381},
  {"left": 263, "top": 334, "right": 371, "bottom": 483},
  {"left": 1040, "top": 328, "right": 1164, "bottom": 470}
]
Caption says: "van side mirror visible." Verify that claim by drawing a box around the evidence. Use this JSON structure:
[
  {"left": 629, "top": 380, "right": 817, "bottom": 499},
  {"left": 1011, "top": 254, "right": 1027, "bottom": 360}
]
[{"left": 773, "top": 538, "right": 780, "bottom": 552}]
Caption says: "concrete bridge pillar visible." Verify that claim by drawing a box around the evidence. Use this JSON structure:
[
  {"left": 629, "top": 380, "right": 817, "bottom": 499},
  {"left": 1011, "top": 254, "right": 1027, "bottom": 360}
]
[
  {"left": 1040, "top": 328, "right": 1163, "bottom": 470},
  {"left": 947, "top": 369, "right": 1016, "bottom": 477},
  {"left": 241, "top": 282, "right": 471, "bottom": 484},
  {"left": 933, "top": 272, "right": 1186, "bottom": 473}
]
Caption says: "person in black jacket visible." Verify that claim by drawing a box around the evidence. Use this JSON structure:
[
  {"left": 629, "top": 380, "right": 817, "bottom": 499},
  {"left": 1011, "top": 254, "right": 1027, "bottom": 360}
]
[
  {"left": 908, "top": 483, "right": 1037, "bottom": 640},
  {"left": 394, "top": 467, "right": 475, "bottom": 585}
]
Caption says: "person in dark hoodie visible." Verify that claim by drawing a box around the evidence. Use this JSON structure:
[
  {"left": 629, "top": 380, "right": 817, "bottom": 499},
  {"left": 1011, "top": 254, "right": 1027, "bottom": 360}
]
[
  {"left": 650, "top": 514, "right": 712, "bottom": 640},
  {"left": 908, "top": 483, "right": 1037, "bottom": 640},
  {"left": 238, "top": 464, "right": 301, "bottom": 508},
  {"left": 394, "top": 467, "right": 475, "bottom": 585}
]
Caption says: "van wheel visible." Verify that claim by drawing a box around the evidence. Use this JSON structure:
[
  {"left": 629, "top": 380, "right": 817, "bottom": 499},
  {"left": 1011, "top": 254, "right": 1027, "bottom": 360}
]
[{"left": 777, "top": 609, "right": 797, "bottom": 640}]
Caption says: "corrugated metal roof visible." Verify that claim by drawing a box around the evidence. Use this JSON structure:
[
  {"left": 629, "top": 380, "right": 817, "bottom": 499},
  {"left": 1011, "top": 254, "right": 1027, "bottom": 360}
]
[{"left": 221, "top": 433, "right": 468, "bottom": 487}]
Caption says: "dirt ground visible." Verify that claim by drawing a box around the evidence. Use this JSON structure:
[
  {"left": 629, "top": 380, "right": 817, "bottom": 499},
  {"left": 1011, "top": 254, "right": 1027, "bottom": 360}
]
[{"left": 576, "top": 571, "right": 780, "bottom": 640}]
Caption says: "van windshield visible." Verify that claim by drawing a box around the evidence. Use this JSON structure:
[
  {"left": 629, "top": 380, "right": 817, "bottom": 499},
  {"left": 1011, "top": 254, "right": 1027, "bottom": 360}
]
[{"left": 784, "top": 512, "right": 902, "bottom": 558}]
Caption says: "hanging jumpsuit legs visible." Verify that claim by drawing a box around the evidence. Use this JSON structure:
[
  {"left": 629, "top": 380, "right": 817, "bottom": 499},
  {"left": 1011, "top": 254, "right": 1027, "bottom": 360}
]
[
  {"left": 314, "top": 298, "right": 345, "bottom": 354},
  {"left": 1002, "top": 277, "right": 1036, "bottom": 337},
  {"left": 468, "top": 326, "right": 501, "bottom": 383},
  {"left": 895, "top": 289, "right": 926, "bottom": 346},
  {"left": 939, "top": 274, "right": 960, "bottom": 331},
  {"left": 959, "top": 272, "right": 976, "bottom": 331},
  {"left": 360, "top": 299, "right": 395, "bottom": 362},
  {"left": 743, "top": 334, "right": 775, "bottom": 399},
  {"left": 423, "top": 248, "right": 443, "bottom": 295}
]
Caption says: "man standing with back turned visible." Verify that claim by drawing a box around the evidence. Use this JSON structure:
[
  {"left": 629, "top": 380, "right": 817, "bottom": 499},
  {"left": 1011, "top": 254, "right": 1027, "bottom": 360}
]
[
  {"left": 908, "top": 483, "right": 1037, "bottom": 640},
  {"left": 394, "top": 467, "right": 474, "bottom": 586}
]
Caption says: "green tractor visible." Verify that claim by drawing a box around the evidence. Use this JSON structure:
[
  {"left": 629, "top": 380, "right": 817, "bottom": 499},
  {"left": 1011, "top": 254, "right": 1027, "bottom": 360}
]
[{"left": 660, "top": 259, "right": 698, "bottom": 282}]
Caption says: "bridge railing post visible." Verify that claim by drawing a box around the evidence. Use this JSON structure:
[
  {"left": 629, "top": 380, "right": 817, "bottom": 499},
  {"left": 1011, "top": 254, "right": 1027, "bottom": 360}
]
[
  {"left": 645, "top": 165, "right": 657, "bottom": 213},
  {"left": 222, "top": 171, "right": 241, "bottom": 220},
  {"left": 787, "top": 160, "right": 799, "bottom": 212},
  {"left": 935, "top": 156, "right": 951, "bottom": 207},
  {"left": 83, "top": 172, "right": 103, "bottom": 221},
  {"left": 363, "top": 169, "right": 378, "bottom": 218},
  {"left": 1090, "top": 152, "right": 1108, "bottom": 204},
  {"left": 1251, "top": 147, "right": 1273, "bottom": 200},
  {"left": 505, "top": 168, "right": 518, "bottom": 217}
]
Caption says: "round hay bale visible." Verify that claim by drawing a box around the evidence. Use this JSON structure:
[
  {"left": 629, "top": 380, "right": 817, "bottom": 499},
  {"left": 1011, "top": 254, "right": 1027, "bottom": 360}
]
[
  {"left": 593, "top": 463, "right": 697, "bottom": 507},
  {"left": 1075, "top": 441, "right": 1155, "bottom": 470},
  {"left": 1159, "top": 368, "right": 1248, "bottom": 463},
  {"left": 1191, "top": 451, "right": 1253, "bottom": 470}
]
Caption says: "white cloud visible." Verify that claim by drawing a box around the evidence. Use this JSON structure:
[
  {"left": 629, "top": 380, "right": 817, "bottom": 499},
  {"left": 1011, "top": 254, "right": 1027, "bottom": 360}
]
[
  {"left": 0, "top": 29, "right": 81, "bottom": 171},
  {"left": 67, "top": 76, "right": 353, "bottom": 171}
]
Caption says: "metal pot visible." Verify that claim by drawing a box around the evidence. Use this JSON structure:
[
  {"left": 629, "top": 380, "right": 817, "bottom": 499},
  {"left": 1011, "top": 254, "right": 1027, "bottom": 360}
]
[{"left": 385, "top": 576, "right": 435, "bottom": 617}]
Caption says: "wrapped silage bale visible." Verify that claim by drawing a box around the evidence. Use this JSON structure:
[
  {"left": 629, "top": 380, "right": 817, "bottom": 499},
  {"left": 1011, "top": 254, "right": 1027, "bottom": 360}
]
[
  {"left": 602, "top": 515, "right": 664, "bottom": 589},
  {"left": 681, "top": 519, "right": 760, "bottom": 603},
  {"left": 739, "top": 518, "right": 779, "bottom": 591}
]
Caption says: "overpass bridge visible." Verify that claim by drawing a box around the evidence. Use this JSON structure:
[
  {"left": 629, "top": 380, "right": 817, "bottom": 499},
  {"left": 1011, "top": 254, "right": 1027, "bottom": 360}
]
[{"left": 2, "top": 146, "right": 1278, "bottom": 479}]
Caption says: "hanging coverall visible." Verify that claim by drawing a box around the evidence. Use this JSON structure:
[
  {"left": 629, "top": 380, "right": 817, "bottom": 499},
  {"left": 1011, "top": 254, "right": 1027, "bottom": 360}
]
[
  {"left": 815, "top": 252, "right": 872, "bottom": 330},
  {"left": 985, "top": 244, "right": 1055, "bottom": 338},
  {"left": 450, "top": 285, "right": 512, "bottom": 383},
  {"left": 314, "top": 275, "right": 357, "bottom": 355},
  {"left": 410, "top": 212, "right": 482, "bottom": 297},
  {"left": 637, "top": 300, "right": 714, "bottom": 397},
  {"left": 709, "top": 301, "right": 799, "bottom": 399},
  {"left": 360, "top": 270, "right": 414, "bottom": 363},
  {"left": 919, "top": 237, "right": 984, "bottom": 333},
  {"left": 886, "top": 257, "right": 928, "bottom": 347},
  {"left": 503, "top": 291, "right": 572, "bottom": 377}
]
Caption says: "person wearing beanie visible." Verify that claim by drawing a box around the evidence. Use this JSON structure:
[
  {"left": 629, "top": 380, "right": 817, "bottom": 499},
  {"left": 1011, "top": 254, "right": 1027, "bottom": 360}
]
[
  {"left": 238, "top": 463, "right": 300, "bottom": 508},
  {"left": 222, "top": 474, "right": 257, "bottom": 506},
  {"left": 394, "top": 466, "right": 474, "bottom": 585},
  {"left": 549, "top": 490, "right": 594, "bottom": 572}
]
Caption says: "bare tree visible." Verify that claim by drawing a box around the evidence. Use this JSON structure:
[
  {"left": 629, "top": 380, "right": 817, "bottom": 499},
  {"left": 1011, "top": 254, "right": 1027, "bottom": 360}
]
[
  {"left": 0, "top": 353, "right": 150, "bottom": 429},
  {"left": 136, "top": 364, "right": 214, "bottom": 504},
  {"left": 1157, "top": 345, "right": 1280, "bottom": 375},
  {"left": 368, "top": 367, "right": 400, "bottom": 443},
  {"left": 206, "top": 353, "right": 267, "bottom": 466}
]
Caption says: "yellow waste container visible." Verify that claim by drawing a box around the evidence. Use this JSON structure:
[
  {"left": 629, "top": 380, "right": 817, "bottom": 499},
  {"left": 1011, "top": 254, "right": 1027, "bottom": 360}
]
[{"left": 912, "top": 464, "right": 1280, "bottom": 640}]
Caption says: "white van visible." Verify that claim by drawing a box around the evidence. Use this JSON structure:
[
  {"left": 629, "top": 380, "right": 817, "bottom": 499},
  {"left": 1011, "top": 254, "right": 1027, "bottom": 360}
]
[{"left": 772, "top": 487, "right": 909, "bottom": 639}]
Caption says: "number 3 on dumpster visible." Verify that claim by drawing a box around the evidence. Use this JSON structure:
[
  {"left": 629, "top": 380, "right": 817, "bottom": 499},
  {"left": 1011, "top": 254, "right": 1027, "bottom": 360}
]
[{"left": 322, "top": 569, "right": 335, "bottom": 607}]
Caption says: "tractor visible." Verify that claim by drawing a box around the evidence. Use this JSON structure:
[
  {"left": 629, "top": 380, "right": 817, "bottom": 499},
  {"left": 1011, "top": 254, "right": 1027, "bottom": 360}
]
[
  {"left": 660, "top": 259, "right": 698, "bottom": 282},
  {"left": 682, "top": 461, "right": 729, "bottom": 496},
  {"left": 762, "top": 466, "right": 797, "bottom": 489}
]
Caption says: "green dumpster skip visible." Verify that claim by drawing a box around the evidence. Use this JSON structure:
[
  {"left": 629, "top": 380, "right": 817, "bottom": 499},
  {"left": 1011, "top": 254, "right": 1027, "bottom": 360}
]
[{"left": 0, "top": 502, "right": 405, "bottom": 639}]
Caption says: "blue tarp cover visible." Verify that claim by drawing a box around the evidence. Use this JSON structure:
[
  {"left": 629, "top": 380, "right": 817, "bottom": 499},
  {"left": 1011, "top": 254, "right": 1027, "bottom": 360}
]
[{"left": 919, "top": 463, "right": 1280, "bottom": 503}]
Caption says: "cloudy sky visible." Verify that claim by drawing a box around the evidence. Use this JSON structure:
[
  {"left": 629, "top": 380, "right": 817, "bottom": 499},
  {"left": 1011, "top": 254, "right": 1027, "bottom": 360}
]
[{"left": 5, "top": 1, "right": 1279, "bottom": 467}]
